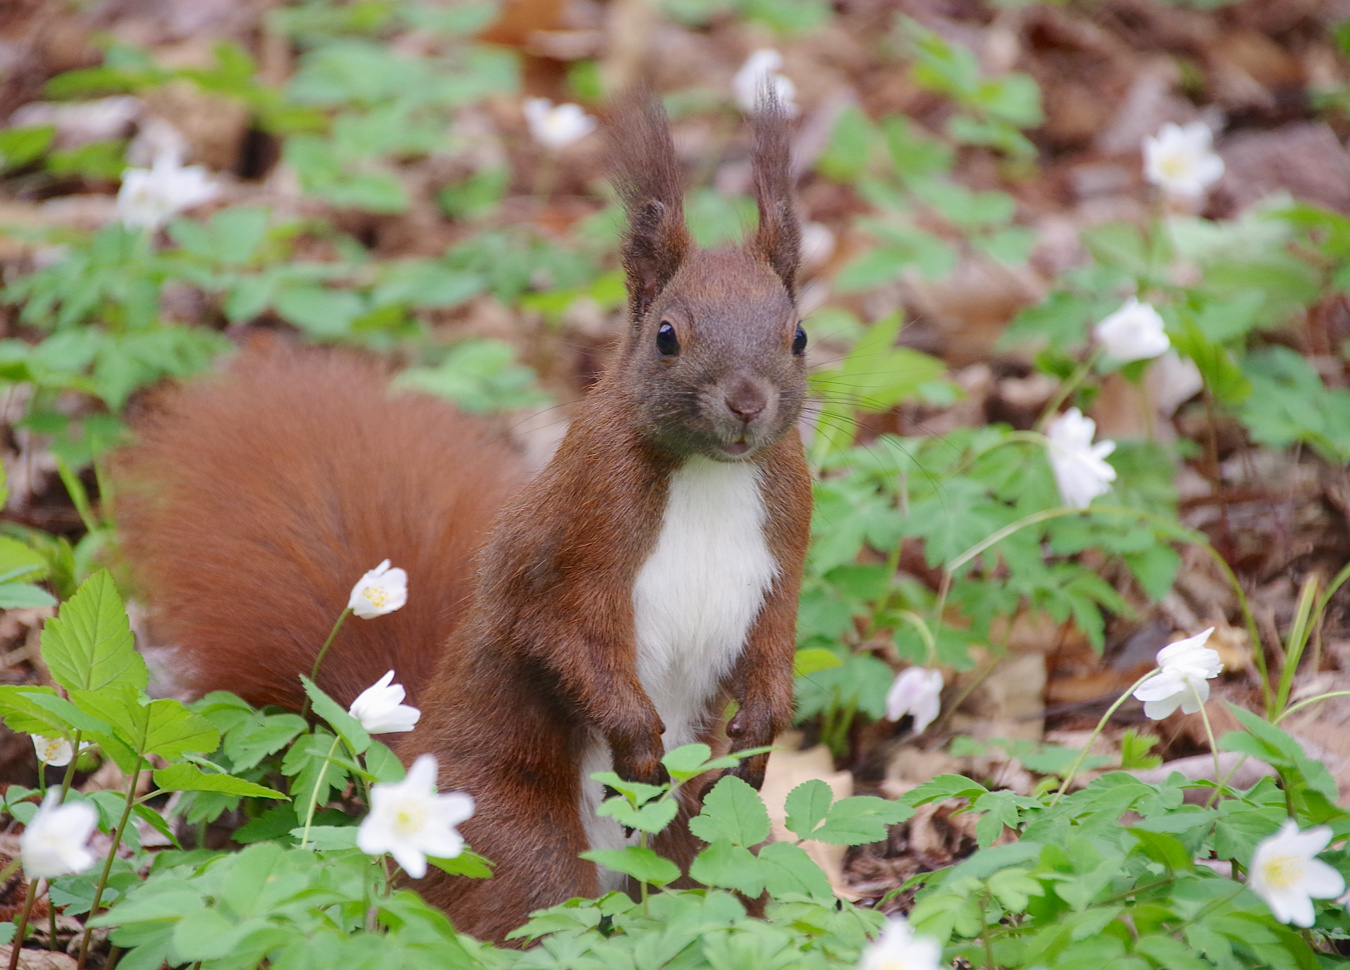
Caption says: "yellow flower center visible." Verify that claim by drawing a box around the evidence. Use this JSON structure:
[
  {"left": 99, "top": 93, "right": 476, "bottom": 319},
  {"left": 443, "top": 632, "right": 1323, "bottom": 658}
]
[
  {"left": 362, "top": 585, "right": 389, "bottom": 608},
  {"left": 1260, "top": 852, "right": 1304, "bottom": 890},
  {"left": 393, "top": 803, "right": 427, "bottom": 837},
  {"left": 1159, "top": 154, "right": 1190, "bottom": 178}
]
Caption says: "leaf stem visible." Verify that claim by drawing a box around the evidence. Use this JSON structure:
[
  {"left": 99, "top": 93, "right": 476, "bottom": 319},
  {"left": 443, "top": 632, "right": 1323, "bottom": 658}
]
[{"left": 78, "top": 762, "right": 143, "bottom": 970}]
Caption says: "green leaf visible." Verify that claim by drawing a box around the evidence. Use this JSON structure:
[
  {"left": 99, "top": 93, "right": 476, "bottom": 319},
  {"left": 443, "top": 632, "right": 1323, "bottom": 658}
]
[
  {"left": 152, "top": 763, "right": 286, "bottom": 799},
  {"left": 661, "top": 743, "right": 714, "bottom": 777},
  {"left": 40, "top": 570, "right": 147, "bottom": 694},
  {"left": 689, "top": 840, "right": 765, "bottom": 897},
  {"left": 579, "top": 847, "right": 680, "bottom": 886},
  {"left": 793, "top": 648, "right": 844, "bottom": 677},
  {"left": 597, "top": 792, "right": 679, "bottom": 834},
  {"left": 688, "top": 775, "right": 771, "bottom": 847},
  {"left": 810, "top": 794, "right": 911, "bottom": 846},
  {"left": 783, "top": 780, "right": 834, "bottom": 842},
  {"left": 757, "top": 841, "right": 834, "bottom": 900},
  {"left": 301, "top": 675, "right": 370, "bottom": 755},
  {"left": 73, "top": 689, "right": 219, "bottom": 762},
  {"left": 0, "top": 582, "right": 57, "bottom": 609},
  {"left": 428, "top": 849, "right": 493, "bottom": 879}
]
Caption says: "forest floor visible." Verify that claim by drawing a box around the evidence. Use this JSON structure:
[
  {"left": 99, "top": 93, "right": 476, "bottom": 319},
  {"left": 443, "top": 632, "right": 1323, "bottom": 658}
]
[{"left": 2, "top": 0, "right": 1350, "bottom": 928}]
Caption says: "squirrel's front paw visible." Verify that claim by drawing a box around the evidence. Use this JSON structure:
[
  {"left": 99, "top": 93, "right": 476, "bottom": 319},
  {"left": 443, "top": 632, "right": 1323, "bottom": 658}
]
[{"left": 611, "top": 730, "right": 670, "bottom": 788}]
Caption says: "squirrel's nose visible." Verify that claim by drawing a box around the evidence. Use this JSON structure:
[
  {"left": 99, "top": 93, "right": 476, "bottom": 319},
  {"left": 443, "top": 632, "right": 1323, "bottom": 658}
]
[{"left": 725, "top": 382, "right": 768, "bottom": 422}]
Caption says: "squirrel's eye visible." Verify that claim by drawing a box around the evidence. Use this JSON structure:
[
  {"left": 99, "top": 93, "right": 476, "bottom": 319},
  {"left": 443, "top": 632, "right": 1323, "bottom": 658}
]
[
  {"left": 656, "top": 321, "right": 680, "bottom": 357},
  {"left": 792, "top": 324, "right": 807, "bottom": 356}
]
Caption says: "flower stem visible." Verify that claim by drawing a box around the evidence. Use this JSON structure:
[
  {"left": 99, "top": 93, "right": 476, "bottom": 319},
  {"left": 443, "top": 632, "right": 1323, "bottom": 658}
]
[
  {"left": 1050, "top": 670, "right": 1158, "bottom": 807},
  {"left": 302, "top": 608, "right": 352, "bottom": 718},
  {"left": 299, "top": 735, "right": 343, "bottom": 850},
  {"left": 1190, "top": 684, "right": 1222, "bottom": 800},
  {"left": 77, "top": 763, "right": 143, "bottom": 970},
  {"left": 1034, "top": 348, "right": 1103, "bottom": 434},
  {"left": 7, "top": 878, "right": 38, "bottom": 970}
]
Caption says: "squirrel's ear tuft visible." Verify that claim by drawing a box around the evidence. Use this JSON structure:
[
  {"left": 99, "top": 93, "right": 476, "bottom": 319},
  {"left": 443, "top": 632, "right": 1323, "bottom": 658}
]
[
  {"left": 747, "top": 90, "right": 801, "bottom": 302},
  {"left": 609, "top": 89, "right": 692, "bottom": 322}
]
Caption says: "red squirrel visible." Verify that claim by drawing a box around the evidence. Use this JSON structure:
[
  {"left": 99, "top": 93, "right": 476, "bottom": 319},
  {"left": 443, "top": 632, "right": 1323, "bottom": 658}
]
[{"left": 112, "top": 91, "right": 811, "bottom": 943}]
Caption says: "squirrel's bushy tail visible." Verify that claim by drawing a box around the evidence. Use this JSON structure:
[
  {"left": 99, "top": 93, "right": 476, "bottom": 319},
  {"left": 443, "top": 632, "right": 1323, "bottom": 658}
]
[{"left": 112, "top": 344, "right": 522, "bottom": 710}]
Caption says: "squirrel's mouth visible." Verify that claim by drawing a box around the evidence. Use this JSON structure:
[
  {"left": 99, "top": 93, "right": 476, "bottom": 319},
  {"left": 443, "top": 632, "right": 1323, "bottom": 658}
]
[{"left": 721, "top": 438, "right": 752, "bottom": 457}]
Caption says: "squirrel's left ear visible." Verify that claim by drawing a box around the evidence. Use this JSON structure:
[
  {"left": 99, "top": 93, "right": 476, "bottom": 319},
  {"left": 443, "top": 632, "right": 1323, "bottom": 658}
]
[
  {"left": 748, "top": 90, "right": 801, "bottom": 303},
  {"left": 609, "top": 90, "right": 693, "bottom": 322}
]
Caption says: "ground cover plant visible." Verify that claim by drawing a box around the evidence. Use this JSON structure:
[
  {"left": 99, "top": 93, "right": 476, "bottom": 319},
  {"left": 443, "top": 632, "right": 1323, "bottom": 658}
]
[{"left": 2, "top": 0, "right": 1350, "bottom": 966}]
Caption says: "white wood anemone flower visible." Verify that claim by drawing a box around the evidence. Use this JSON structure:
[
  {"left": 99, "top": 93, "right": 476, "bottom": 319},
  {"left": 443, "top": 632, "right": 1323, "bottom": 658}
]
[
  {"left": 348, "top": 559, "right": 408, "bottom": 619},
  {"left": 858, "top": 916, "right": 944, "bottom": 970},
  {"left": 32, "top": 734, "right": 74, "bottom": 767},
  {"left": 885, "top": 667, "right": 944, "bottom": 734},
  {"left": 1143, "top": 121, "right": 1224, "bottom": 201},
  {"left": 357, "top": 754, "right": 474, "bottom": 879},
  {"left": 116, "top": 151, "right": 220, "bottom": 231},
  {"left": 20, "top": 790, "right": 99, "bottom": 880},
  {"left": 1094, "top": 297, "right": 1169, "bottom": 363},
  {"left": 1131, "top": 627, "right": 1222, "bottom": 720},
  {"left": 522, "top": 98, "right": 597, "bottom": 150},
  {"left": 733, "top": 49, "right": 799, "bottom": 115},
  {"left": 1247, "top": 820, "right": 1345, "bottom": 927},
  {"left": 348, "top": 670, "right": 421, "bottom": 734},
  {"left": 1045, "top": 408, "right": 1116, "bottom": 509}
]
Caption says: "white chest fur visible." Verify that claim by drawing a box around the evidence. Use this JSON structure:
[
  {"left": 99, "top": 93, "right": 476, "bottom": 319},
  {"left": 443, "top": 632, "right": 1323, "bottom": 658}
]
[
  {"left": 581, "top": 456, "right": 777, "bottom": 885},
  {"left": 631, "top": 455, "right": 778, "bottom": 747}
]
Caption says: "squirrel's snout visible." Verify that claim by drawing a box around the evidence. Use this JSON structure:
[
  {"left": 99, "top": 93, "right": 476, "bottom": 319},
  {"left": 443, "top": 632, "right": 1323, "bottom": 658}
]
[{"left": 723, "top": 379, "right": 770, "bottom": 424}]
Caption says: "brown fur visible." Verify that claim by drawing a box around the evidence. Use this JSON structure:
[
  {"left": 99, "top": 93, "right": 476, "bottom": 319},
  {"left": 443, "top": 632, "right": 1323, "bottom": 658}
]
[
  {"left": 113, "top": 347, "right": 523, "bottom": 710},
  {"left": 113, "top": 91, "right": 810, "bottom": 944}
]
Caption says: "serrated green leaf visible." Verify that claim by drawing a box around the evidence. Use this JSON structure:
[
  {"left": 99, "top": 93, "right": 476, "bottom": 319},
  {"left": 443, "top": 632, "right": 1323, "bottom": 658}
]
[
  {"left": 757, "top": 841, "right": 834, "bottom": 900},
  {"left": 783, "top": 779, "right": 834, "bottom": 842},
  {"left": 689, "top": 840, "right": 765, "bottom": 897},
  {"left": 597, "top": 792, "right": 679, "bottom": 834},
  {"left": 301, "top": 675, "right": 370, "bottom": 755},
  {"left": 152, "top": 763, "right": 285, "bottom": 799},
  {"left": 40, "top": 570, "right": 147, "bottom": 694},
  {"left": 661, "top": 742, "right": 714, "bottom": 777},
  {"left": 811, "top": 794, "right": 910, "bottom": 846},
  {"left": 688, "top": 775, "right": 771, "bottom": 847}
]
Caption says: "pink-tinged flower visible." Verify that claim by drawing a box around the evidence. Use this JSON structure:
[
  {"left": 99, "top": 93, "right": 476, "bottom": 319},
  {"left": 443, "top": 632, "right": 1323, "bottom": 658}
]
[
  {"left": 1045, "top": 408, "right": 1116, "bottom": 509},
  {"left": 1132, "top": 627, "right": 1222, "bottom": 719},
  {"left": 885, "top": 668, "right": 944, "bottom": 733},
  {"left": 1248, "top": 820, "right": 1344, "bottom": 927}
]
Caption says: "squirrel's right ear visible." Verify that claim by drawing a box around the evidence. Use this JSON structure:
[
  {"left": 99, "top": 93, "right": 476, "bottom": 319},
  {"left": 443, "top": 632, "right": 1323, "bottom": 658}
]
[{"left": 609, "top": 90, "right": 692, "bottom": 322}]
